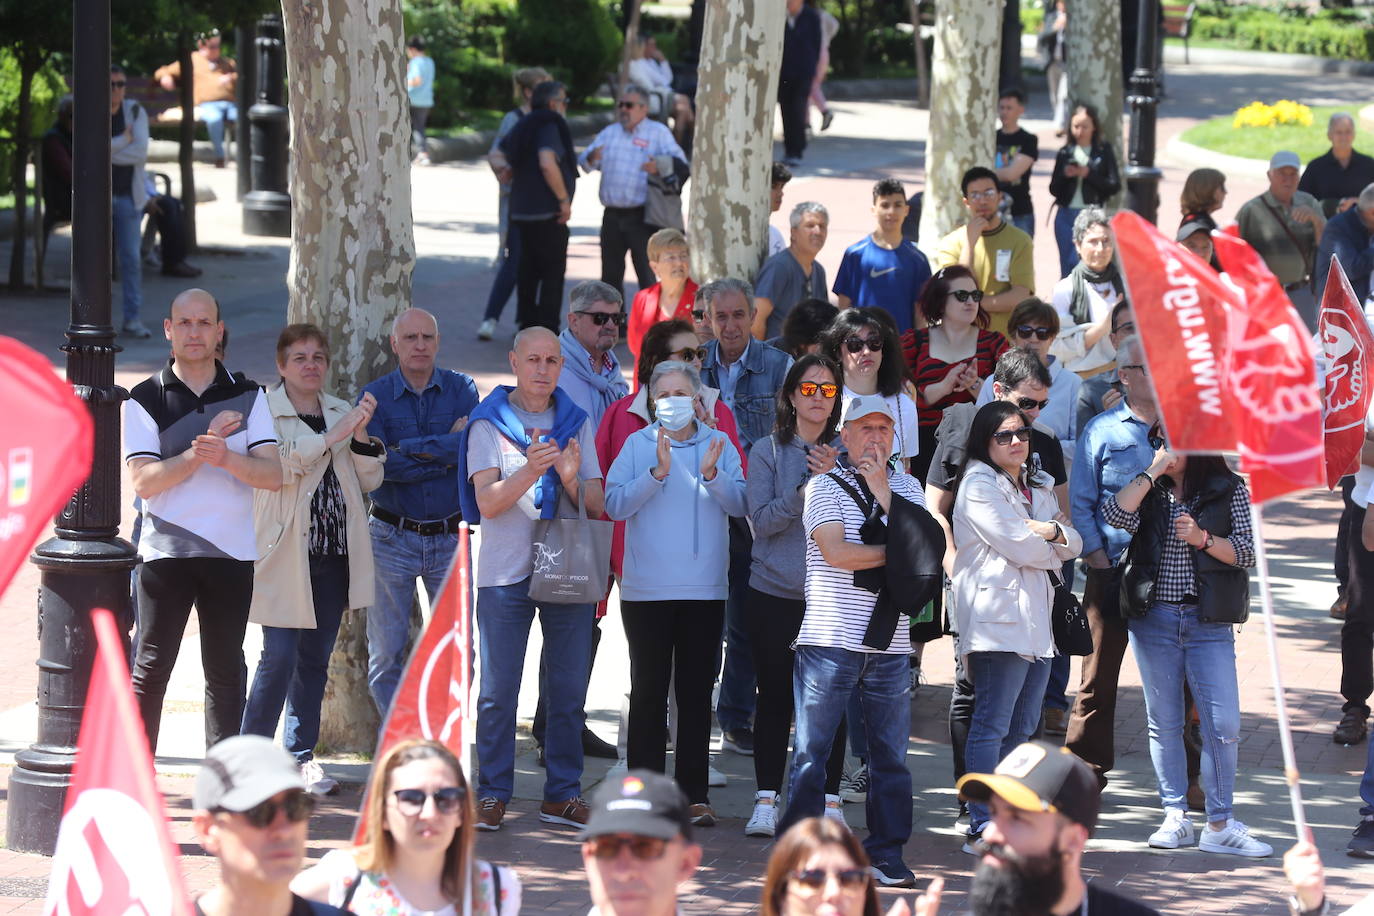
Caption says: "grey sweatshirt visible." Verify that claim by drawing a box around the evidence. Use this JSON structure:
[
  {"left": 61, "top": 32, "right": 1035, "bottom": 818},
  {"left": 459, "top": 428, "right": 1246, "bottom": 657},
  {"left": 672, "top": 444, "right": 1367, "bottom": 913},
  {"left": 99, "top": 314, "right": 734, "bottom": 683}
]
[{"left": 747, "top": 433, "right": 822, "bottom": 601}]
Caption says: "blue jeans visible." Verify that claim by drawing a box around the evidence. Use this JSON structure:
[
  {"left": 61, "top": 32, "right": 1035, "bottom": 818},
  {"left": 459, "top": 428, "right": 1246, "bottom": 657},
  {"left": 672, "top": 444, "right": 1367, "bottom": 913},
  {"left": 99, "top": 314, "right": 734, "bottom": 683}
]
[
  {"left": 846, "top": 689, "right": 869, "bottom": 760},
  {"left": 1054, "top": 206, "right": 1081, "bottom": 279},
  {"left": 1011, "top": 211, "right": 1036, "bottom": 238},
  {"left": 365, "top": 517, "right": 458, "bottom": 716},
  {"left": 241, "top": 554, "right": 349, "bottom": 761},
  {"left": 1129, "top": 601, "right": 1240, "bottom": 822},
  {"left": 965, "top": 651, "right": 1052, "bottom": 833},
  {"left": 783, "top": 646, "right": 912, "bottom": 866},
  {"left": 196, "top": 100, "right": 236, "bottom": 159},
  {"left": 112, "top": 194, "right": 142, "bottom": 324},
  {"left": 715, "top": 522, "right": 757, "bottom": 732},
  {"left": 483, "top": 202, "right": 521, "bottom": 323},
  {"left": 475, "top": 578, "right": 594, "bottom": 803},
  {"left": 1360, "top": 725, "right": 1374, "bottom": 816}
]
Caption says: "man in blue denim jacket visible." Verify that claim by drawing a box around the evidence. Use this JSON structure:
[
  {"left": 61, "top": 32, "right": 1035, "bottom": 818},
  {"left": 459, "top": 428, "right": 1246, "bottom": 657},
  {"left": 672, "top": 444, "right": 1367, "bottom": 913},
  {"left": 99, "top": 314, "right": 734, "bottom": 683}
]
[
  {"left": 360, "top": 308, "right": 480, "bottom": 717},
  {"left": 697, "top": 277, "right": 794, "bottom": 753},
  {"left": 1065, "top": 334, "right": 1155, "bottom": 785}
]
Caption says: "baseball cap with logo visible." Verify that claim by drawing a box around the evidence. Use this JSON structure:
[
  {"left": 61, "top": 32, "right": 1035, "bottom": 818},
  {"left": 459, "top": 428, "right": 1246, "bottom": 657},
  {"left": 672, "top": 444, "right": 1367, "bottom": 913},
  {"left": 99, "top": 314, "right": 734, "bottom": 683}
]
[
  {"left": 193, "top": 734, "right": 305, "bottom": 812},
  {"left": 840, "top": 393, "right": 895, "bottom": 428},
  {"left": 580, "top": 769, "right": 693, "bottom": 841},
  {"left": 956, "top": 740, "right": 1100, "bottom": 834},
  {"left": 1270, "top": 150, "right": 1301, "bottom": 171}
]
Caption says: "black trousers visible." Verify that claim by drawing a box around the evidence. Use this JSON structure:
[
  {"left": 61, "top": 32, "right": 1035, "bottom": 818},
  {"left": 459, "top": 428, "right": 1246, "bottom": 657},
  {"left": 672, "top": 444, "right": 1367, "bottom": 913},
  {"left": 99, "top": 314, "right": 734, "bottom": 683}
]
[
  {"left": 150, "top": 194, "right": 189, "bottom": 270},
  {"left": 777, "top": 77, "right": 811, "bottom": 160},
  {"left": 515, "top": 218, "right": 569, "bottom": 332},
  {"left": 1337, "top": 476, "right": 1357, "bottom": 595},
  {"left": 599, "top": 205, "right": 656, "bottom": 300},
  {"left": 132, "top": 556, "right": 254, "bottom": 753},
  {"left": 622, "top": 598, "right": 725, "bottom": 804},
  {"left": 1343, "top": 500, "right": 1374, "bottom": 716}
]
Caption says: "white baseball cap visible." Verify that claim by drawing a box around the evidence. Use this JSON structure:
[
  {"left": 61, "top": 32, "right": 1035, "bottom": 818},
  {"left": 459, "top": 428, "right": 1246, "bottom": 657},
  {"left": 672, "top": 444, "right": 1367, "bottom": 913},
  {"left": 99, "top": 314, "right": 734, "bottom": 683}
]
[{"left": 840, "top": 394, "right": 895, "bottom": 427}]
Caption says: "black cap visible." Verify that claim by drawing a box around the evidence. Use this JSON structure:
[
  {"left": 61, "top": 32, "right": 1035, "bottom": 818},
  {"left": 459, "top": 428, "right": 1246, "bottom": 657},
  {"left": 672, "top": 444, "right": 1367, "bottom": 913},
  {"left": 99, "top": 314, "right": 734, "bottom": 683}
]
[
  {"left": 956, "top": 741, "right": 1100, "bottom": 834},
  {"left": 580, "top": 769, "right": 692, "bottom": 841}
]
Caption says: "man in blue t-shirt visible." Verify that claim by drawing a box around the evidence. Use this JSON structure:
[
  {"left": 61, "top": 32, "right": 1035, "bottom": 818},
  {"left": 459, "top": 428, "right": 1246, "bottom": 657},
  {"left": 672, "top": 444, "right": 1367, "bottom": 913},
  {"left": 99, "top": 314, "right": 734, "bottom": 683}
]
[
  {"left": 833, "top": 178, "right": 932, "bottom": 334},
  {"left": 405, "top": 36, "right": 436, "bottom": 164}
]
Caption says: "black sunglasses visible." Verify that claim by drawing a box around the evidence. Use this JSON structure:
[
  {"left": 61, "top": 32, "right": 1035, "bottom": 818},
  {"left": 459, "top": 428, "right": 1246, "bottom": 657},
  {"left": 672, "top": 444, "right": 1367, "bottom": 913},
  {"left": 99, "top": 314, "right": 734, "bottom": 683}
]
[
  {"left": 617, "top": 100, "right": 642, "bottom": 109},
  {"left": 589, "top": 835, "right": 668, "bottom": 860},
  {"left": 1148, "top": 423, "right": 1166, "bottom": 451},
  {"left": 791, "top": 867, "right": 870, "bottom": 890},
  {"left": 111, "top": 80, "right": 127, "bottom": 89},
  {"left": 992, "top": 426, "right": 1033, "bottom": 445},
  {"left": 575, "top": 310, "right": 625, "bottom": 326},
  {"left": 949, "top": 289, "right": 985, "bottom": 303},
  {"left": 1121, "top": 363, "right": 1148, "bottom": 374},
  {"left": 393, "top": 786, "right": 466, "bottom": 816},
  {"left": 843, "top": 336, "right": 883, "bottom": 354},
  {"left": 670, "top": 346, "right": 707, "bottom": 363},
  {"left": 1015, "top": 396, "right": 1050, "bottom": 411},
  {"left": 691, "top": 309, "right": 706, "bottom": 321},
  {"left": 221, "top": 790, "right": 316, "bottom": 828},
  {"left": 1015, "top": 325, "right": 1054, "bottom": 341}
]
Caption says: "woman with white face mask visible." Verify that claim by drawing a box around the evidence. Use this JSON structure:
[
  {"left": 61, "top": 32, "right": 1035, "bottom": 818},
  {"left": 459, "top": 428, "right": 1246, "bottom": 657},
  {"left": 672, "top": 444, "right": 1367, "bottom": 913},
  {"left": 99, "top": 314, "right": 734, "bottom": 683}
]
[{"left": 604, "top": 360, "right": 748, "bottom": 827}]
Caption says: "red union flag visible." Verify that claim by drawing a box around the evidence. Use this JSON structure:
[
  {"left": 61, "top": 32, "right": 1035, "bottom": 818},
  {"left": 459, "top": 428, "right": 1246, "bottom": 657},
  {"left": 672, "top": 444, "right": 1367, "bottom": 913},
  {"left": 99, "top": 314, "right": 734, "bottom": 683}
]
[
  {"left": 1110, "top": 211, "right": 1241, "bottom": 452},
  {"left": 0, "top": 336, "right": 94, "bottom": 595},
  {"left": 1212, "top": 232, "right": 1324, "bottom": 503},
  {"left": 43, "top": 608, "right": 192, "bottom": 916},
  {"left": 1317, "top": 255, "right": 1374, "bottom": 488},
  {"left": 353, "top": 524, "right": 473, "bottom": 843}
]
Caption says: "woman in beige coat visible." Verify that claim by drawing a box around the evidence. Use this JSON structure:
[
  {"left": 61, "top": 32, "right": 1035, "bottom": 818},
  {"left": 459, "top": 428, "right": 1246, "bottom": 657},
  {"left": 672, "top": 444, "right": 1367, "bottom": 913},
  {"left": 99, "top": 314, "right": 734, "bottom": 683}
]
[{"left": 242, "top": 323, "right": 385, "bottom": 795}]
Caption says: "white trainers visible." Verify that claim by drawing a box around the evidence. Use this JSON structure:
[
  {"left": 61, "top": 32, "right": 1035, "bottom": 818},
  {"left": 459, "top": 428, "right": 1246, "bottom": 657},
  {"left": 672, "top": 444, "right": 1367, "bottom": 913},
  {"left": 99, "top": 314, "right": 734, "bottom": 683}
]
[
  {"left": 744, "top": 791, "right": 777, "bottom": 837},
  {"left": 708, "top": 763, "right": 727, "bottom": 787},
  {"left": 300, "top": 759, "right": 338, "bottom": 797},
  {"left": 477, "top": 318, "right": 497, "bottom": 340},
  {"left": 824, "top": 793, "right": 849, "bottom": 830},
  {"left": 1147, "top": 809, "right": 1194, "bottom": 849},
  {"left": 1199, "top": 819, "right": 1273, "bottom": 857}
]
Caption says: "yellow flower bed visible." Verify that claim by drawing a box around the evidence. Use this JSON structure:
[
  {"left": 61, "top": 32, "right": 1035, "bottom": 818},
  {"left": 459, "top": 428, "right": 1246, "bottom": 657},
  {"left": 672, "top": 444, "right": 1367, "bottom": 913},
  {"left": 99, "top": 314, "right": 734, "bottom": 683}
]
[{"left": 1232, "top": 100, "right": 1314, "bottom": 129}]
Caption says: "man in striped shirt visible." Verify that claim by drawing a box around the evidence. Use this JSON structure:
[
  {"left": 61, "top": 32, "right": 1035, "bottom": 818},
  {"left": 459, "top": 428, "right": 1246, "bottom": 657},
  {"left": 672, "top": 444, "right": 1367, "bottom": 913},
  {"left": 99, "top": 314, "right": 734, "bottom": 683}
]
[{"left": 780, "top": 395, "right": 925, "bottom": 889}]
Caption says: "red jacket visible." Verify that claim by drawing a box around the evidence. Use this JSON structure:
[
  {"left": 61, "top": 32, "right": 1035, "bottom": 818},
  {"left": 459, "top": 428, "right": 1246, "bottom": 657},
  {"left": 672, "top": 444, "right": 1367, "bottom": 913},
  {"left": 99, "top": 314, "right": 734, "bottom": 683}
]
[{"left": 627, "top": 279, "right": 700, "bottom": 373}]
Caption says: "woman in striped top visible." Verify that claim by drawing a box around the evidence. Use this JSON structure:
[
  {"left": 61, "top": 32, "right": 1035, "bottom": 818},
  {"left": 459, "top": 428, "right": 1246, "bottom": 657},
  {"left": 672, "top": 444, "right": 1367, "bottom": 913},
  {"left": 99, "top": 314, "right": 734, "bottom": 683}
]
[{"left": 902, "top": 265, "right": 1008, "bottom": 483}]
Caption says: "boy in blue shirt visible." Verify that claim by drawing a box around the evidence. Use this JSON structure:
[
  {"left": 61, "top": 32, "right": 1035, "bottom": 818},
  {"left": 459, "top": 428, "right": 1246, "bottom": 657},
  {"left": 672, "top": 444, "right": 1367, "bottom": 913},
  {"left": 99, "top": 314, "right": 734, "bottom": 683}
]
[{"left": 833, "top": 178, "right": 932, "bottom": 334}]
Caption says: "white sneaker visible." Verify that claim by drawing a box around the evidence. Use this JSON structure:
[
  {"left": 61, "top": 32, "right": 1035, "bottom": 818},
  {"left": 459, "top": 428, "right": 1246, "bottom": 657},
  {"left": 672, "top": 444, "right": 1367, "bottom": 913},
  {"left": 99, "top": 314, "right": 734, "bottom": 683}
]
[
  {"left": 477, "top": 318, "right": 497, "bottom": 340},
  {"left": 708, "top": 763, "right": 727, "bottom": 787},
  {"left": 824, "top": 793, "right": 849, "bottom": 830},
  {"left": 300, "top": 759, "right": 338, "bottom": 797},
  {"left": 1147, "top": 809, "right": 1194, "bottom": 849},
  {"left": 744, "top": 792, "right": 777, "bottom": 837},
  {"left": 1199, "top": 819, "right": 1273, "bottom": 858}
]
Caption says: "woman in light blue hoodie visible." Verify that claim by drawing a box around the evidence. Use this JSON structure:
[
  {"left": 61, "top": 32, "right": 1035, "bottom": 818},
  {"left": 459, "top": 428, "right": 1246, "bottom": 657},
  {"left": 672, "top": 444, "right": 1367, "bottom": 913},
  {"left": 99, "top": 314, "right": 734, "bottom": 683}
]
[{"left": 605, "top": 360, "right": 747, "bottom": 826}]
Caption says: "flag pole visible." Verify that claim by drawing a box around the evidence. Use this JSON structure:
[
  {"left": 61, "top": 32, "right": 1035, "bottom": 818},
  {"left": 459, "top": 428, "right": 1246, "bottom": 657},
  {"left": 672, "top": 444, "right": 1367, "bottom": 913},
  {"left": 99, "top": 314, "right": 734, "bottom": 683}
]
[
  {"left": 458, "top": 522, "right": 473, "bottom": 916},
  {"left": 1249, "top": 502, "right": 1308, "bottom": 837}
]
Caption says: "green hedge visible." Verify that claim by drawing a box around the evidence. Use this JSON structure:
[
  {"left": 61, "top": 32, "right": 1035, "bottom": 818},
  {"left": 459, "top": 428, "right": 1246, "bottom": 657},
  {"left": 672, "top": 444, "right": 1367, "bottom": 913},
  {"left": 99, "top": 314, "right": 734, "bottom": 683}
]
[
  {"left": 1191, "top": 4, "right": 1374, "bottom": 59},
  {"left": 0, "top": 51, "right": 68, "bottom": 197}
]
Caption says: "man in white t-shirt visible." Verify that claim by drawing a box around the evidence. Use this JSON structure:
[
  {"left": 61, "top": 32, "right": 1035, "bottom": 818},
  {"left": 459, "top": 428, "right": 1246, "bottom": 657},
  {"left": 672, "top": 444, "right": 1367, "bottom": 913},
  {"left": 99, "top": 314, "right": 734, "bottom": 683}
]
[
  {"left": 779, "top": 394, "right": 925, "bottom": 889},
  {"left": 123, "top": 288, "right": 282, "bottom": 754}
]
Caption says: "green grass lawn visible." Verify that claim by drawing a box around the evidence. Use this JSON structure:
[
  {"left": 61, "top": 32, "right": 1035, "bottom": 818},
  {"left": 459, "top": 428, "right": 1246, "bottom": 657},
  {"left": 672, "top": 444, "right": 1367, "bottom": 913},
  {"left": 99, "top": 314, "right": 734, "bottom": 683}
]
[{"left": 1179, "top": 104, "right": 1363, "bottom": 162}]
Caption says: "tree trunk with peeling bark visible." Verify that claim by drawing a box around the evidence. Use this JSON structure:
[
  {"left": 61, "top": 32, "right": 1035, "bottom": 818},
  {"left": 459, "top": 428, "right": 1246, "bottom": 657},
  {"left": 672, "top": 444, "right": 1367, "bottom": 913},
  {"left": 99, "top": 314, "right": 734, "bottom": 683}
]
[
  {"left": 280, "top": 0, "right": 415, "bottom": 752},
  {"left": 918, "top": 2, "right": 1000, "bottom": 245},
  {"left": 1066, "top": 0, "right": 1123, "bottom": 206},
  {"left": 686, "top": 0, "right": 785, "bottom": 283}
]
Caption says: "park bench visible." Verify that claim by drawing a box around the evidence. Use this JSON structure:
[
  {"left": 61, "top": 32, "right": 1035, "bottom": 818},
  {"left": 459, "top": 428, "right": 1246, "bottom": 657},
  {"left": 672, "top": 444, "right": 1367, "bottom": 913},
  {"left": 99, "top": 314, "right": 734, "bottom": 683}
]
[{"left": 1162, "top": 2, "right": 1197, "bottom": 64}]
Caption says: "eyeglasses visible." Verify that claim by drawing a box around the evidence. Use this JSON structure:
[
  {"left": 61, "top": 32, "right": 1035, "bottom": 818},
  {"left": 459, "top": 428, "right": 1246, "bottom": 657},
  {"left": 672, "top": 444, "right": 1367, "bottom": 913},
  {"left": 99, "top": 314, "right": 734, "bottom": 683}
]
[
  {"left": 392, "top": 786, "right": 466, "bottom": 816},
  {"left": 1148, "top": 423, "right": 1166, "bottom": 451},
  {"left": 1121, "top": 363, "right": 1148, "bottom": 374},
  {"left": 617, "top": 101, "right": 642, "bottom": 109},
  {"left": 843, "top": 336, "right": 883, "bottom": 354},
  {"left": 798, "top": 381, "right": 839, "bottom": 398},
  {"left": 966, "top": 189, "right": 1000, "bottom": 202},
  {"left": 670, "top": 347, "right": 707, "bottom": 363},
  {"left": 1015, "top": 325, "right": 1054, "bottom": 341},
  {"left": 588, "top": 835, "right": 669, "bottom": 860},
  {"left": 992, "top": 426, "right": 1033, "bottom": 445},
  {"left": 575, "top": 310, "right": 625, "bottom": 326},
  {"left": 111, "top": 80, "right": 127, "bottom": 89},
  {"left": 656, "top": 252, "right": 689, "bottom": 264},
  {"left": 1014, "top": 396, "right": 1050, "bottom": 411},
  {"left": 790, "top": 867, "right": 869, "bottom": 891},
  {"left": 949, "top": 289, "right": 985, "bottom": 303},
  {"left": 220, "top": 791, "right": 316, "bottom": 828}
]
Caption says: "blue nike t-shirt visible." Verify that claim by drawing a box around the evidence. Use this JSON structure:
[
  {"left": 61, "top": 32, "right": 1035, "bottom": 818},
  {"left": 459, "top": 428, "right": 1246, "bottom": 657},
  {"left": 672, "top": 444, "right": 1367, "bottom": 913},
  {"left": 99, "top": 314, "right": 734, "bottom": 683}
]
[{"left": 832, "top": 235, "right": 933, "bottom": 334}]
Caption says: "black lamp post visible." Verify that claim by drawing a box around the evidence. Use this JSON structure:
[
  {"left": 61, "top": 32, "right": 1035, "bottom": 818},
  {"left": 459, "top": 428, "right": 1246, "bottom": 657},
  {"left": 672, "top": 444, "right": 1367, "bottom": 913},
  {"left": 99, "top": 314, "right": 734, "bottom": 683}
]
[
  {"left": 6, "top": 0, "right": 138, "bottom": 855},
  {"left": 1125, "top": 0, "right": 1163, "bottom": 224},
  {"left": 243, "top": 13, "right": 291, "bottom": 237}
]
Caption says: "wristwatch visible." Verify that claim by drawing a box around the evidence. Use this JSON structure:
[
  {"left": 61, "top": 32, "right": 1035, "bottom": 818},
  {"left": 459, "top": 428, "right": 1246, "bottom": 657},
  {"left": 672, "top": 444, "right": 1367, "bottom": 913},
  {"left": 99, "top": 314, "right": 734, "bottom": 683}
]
[{"left": 1046, "top": 521, "right": 1062, "bottom": 543}]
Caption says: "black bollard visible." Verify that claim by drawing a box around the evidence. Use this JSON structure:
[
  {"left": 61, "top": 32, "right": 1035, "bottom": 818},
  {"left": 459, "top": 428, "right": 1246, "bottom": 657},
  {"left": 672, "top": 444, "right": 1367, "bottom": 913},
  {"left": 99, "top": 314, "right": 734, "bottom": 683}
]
[
  {"left": 235, "top": 22, "right": 255, "bottom": 202},
  {"left": 243, "top": 13, "right": 290, "bottom": 237},
  {"left": 1125, "top": 0, "right": 1163, "bottom": 224}
]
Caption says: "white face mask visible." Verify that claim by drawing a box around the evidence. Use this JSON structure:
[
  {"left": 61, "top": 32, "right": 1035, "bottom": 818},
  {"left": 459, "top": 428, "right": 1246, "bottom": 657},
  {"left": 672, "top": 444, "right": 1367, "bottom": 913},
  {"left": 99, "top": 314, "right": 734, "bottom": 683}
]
[{"left": 655, "top": 396, "right": 695, "bottom": 431}]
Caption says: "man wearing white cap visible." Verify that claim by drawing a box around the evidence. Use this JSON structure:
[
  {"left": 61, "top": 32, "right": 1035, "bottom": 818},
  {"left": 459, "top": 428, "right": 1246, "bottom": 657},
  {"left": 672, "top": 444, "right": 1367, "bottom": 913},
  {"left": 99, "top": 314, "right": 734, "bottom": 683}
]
[
  {"left": 1236, "top": 149, "right": 1326, "bottom": 331},
  {"left": 778, "top": 394, "right": 928, "bottom": 888}
]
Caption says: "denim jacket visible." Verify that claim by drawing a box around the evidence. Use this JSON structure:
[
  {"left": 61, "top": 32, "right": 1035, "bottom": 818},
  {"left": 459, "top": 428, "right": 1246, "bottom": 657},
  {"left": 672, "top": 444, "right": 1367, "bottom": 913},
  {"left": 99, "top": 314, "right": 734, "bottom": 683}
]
[
  {"left": 1070, "top": 399, "right": 1153, "bottom": 562},
  {"left": 699, "top": 339, "right": 793, "bottom": 455}
]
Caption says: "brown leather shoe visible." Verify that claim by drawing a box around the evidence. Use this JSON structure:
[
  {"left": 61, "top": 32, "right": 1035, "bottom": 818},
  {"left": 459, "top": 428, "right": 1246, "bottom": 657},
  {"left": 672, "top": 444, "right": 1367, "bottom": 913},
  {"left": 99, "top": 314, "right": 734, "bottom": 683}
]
[
  {"left": 540, "top": 796, "right": 590, "bottom": 827},
  {"left": 476, "top": 796, "right": 506, "bottom": 831},
  {"left": 1186, "top": 781, "right": 1206, "bottom": 812},
  {"left": 1332, "top": 594, "right": 1349, "bottom": 620},
  {"left": 687, "top": 803, "right": 716, "bottom": 827},
  {"left": 1043, "top": 707, "right": 1068, "bottom": 738}
]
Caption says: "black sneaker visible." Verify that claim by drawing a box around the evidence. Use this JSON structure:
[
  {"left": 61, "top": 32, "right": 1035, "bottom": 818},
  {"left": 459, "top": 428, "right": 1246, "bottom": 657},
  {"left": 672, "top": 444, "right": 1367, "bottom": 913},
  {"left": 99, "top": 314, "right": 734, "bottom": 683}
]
[
  {"left": 582, "top": 727, "right": 619, "bottom": 759},
  {"left": 1335, "top": 710, "right": 1369, "bottom": 745},
  {"left": 1349, "top": 817, "right": 1374, "bottom": 857},
  {"left": 869, "top": 859, "right": 916, "bottom": 888},
  {"left": 722, "top": 728, "right": 755, "bottom": 756}
]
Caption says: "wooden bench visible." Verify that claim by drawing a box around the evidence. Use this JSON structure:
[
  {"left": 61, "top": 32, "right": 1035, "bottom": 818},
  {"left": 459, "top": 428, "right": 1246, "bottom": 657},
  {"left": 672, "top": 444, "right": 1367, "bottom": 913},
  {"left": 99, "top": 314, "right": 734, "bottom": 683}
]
[{"left": 1162, "top": 2, "right": 1197, "bottom": 64}]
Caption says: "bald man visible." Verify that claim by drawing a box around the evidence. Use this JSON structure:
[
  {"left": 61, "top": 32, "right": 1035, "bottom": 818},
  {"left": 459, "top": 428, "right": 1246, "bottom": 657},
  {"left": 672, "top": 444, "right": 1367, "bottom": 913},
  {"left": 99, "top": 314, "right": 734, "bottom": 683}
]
[
  {"left": 124, "top": 288, "right": 283, "bottom": 753},
  {"left": 360, "top": 308, "right": 480, "bottom": 716},
  {"left": 460, "top": 326, "right": 605, "bottom": 831}
]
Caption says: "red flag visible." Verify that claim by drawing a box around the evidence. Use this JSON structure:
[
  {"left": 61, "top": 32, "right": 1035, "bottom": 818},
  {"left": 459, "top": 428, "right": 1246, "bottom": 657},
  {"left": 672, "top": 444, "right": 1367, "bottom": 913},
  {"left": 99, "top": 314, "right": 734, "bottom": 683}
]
[
  {"left": 1317, "top": 255, "right": 1374, "bottom": 488},
  {"left": 1110, "top": 211, "right": 1242, "bottom": 452},
  {"left": 1212, "top": 233, "right": 1324, "bottom": 503},
  {"left": 0, "top": 337, "right": 94, "bottom": 595},
  {"left": 43, "top": 608, "right": 193, "bottom": 916},
  {"left": 353, "top": 524, "right": 473, "bottom": 843}
]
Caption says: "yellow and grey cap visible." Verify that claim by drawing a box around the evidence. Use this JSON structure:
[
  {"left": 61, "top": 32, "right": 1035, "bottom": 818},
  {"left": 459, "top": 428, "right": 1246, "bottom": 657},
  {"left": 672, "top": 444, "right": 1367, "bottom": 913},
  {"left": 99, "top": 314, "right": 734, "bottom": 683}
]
[{"left": 956, "top": 741, "right": 1100, "bottom": 834}]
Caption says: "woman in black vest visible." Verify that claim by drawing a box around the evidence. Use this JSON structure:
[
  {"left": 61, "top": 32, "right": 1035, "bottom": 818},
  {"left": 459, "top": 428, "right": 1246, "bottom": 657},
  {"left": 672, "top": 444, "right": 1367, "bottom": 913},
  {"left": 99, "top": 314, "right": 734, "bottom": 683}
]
[{"left": 1105, "top": 441, "right": 1273, "bottom": 859}]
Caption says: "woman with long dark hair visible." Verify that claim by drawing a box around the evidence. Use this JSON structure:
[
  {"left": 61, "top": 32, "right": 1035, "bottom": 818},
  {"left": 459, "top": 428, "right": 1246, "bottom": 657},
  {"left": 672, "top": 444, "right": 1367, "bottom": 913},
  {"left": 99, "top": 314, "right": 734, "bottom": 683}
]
[
  {"left": 1106, "top": 442, "right": 1271, "bottom": 857},
  {"left": 760, "top": 818, "right": 881, "bottom": 916},
  {"left": 821, "top": 308, "right": 920, "bottom": 475},
  {"left": 951, "top": 401, "right": 1080, "bottom": 850},
  {"left": 1048, "top": 102, "right": 1121, "bottom": 278}
]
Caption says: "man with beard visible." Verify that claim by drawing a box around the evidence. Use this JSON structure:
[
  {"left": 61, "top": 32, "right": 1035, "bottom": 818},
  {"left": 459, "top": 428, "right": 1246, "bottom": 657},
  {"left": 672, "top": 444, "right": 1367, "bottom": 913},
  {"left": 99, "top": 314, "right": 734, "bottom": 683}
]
[{"left": 954, "top": 741, "right": 1159, "bottom": 916}]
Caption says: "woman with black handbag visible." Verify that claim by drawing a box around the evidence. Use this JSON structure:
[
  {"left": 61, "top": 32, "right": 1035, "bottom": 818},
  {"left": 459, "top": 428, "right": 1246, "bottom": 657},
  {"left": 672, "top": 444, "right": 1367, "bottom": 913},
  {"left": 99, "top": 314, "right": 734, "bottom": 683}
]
[{"left": 1106, "top": 443, "right": 1272, "bottom": 858}]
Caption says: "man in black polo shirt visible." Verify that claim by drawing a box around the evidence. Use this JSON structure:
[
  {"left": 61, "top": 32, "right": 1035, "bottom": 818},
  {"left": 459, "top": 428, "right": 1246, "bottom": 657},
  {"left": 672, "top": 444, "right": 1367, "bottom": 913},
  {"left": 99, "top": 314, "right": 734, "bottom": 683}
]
[
  {"left": 124, "top": 288, "right": 282, "bottom": 753},
  {"left": 1299, "top": 112, "right": 1374, "bottom": 219},
  {"left": 994, "top": 87, "right": 1039, "bottom": 238}
]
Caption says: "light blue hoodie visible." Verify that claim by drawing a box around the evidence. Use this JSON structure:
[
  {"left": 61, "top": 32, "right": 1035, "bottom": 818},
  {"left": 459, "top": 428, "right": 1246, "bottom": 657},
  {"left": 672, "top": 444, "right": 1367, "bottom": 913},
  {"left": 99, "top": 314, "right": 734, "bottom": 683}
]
[{"left": 604, "top": 421, "right": 747, "bottom": 601}]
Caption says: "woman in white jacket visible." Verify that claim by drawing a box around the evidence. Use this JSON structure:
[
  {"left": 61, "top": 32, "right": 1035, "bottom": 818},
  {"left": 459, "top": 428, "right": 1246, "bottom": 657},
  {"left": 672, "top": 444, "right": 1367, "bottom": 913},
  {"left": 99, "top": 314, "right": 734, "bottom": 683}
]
[{"left": 951, "top": 400, "right": 1081, "bottom": 847}]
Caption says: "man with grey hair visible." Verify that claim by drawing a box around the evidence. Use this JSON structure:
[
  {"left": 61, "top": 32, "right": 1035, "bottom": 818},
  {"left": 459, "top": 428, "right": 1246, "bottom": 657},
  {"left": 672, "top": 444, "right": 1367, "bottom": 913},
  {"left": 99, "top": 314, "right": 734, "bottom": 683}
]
[
  {"left": 360, "top": 307, "right": 480, "bottom": 717},
  {"left": 1316, "top": 182, "right": 1374, "bottom": 306},
  {"left": 754, "top": 201, "right": 829, "bottom": 340},
  {"left": 559, "top": 280, "right": 630, "bottom": 428},
  {"left": 579, "top": 83, "right": 688, "bottom": 299},
  {"left": 1301, "top": 112, "right": 1374, "bottom": 218},
  {"left": 1237, "top": 150, "right": 1325, "bottom": 331}
]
